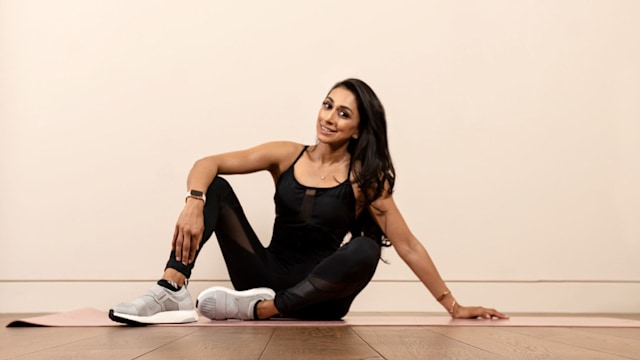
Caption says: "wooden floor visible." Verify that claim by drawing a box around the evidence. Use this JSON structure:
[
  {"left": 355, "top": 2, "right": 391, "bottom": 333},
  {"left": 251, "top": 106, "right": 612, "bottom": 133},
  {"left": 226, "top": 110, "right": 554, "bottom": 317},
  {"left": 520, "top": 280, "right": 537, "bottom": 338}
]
[{"left": 2, "top": 313, "right": 639, "bottom": 360}]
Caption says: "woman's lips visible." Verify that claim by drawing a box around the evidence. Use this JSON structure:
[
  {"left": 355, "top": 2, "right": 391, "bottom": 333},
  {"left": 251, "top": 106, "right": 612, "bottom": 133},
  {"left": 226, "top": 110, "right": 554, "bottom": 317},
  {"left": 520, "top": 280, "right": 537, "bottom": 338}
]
[{"left": 320, "top": 125, "right": 336, "bottom": 134}]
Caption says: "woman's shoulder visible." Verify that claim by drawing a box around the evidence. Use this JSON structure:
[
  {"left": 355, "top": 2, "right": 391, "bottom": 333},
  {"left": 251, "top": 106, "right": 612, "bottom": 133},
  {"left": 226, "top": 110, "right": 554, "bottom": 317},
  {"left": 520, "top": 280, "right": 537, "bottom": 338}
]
[
  {"left": 260, "top": 140, "right": 305, "bottom": 150},
  {"left": 256, "top": 141, "right": 306, "bottom": 158},
  {"left": 253, "top": 141, "right": 307, "bottom": 178}
]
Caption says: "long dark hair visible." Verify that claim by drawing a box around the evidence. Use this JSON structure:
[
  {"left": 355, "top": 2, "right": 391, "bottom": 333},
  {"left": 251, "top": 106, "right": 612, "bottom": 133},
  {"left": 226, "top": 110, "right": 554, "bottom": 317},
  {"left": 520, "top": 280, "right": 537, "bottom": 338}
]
[{"left": 330, "top": 78, "right": 396, "bottom": 206}]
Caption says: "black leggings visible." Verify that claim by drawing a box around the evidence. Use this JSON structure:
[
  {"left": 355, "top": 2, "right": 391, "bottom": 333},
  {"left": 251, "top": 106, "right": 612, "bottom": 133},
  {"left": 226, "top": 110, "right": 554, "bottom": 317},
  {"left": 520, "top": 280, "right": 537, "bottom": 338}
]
[{"left": 165, "top": 176, "right": 381, "bottom": 320}]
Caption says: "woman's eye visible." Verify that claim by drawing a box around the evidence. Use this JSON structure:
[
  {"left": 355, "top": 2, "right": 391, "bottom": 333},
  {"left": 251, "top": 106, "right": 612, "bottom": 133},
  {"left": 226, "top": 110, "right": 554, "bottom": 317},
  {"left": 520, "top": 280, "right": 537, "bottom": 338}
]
[
  {"left": 323, "top": 102, "right": 331, "bottom": 109},
  {"left": 339, "top": 111, "right": 349, "bottom": 118}
]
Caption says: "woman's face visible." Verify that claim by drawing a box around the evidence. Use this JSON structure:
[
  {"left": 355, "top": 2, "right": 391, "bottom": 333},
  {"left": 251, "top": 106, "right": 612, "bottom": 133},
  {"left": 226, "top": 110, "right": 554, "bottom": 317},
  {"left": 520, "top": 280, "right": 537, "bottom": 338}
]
[{"left": 316, "top": 86, "right": 360, "bottom": 146}]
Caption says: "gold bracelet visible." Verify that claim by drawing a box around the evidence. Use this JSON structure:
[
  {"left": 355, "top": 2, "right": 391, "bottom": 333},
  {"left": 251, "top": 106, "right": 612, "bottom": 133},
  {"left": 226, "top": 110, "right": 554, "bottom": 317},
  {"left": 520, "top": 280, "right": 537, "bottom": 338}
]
[
  {"left": 436, "top": 290, "right": 450, "bottom": 302},
  {"left": 448, "top": 300, "right": 457, "bottom": 316}
]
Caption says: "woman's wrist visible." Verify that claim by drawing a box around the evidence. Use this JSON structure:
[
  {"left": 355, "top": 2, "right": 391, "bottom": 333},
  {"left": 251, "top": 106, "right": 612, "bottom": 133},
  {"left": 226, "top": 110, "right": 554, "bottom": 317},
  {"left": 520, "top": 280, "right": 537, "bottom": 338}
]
[
  {"left": 184, "top": 197, "right": 206, "bottom": 210},
  {"left": 436, "top": 289, "right": 458, "bottom": 317},
  {"left": 447, "top": 300, "right": 458, "bottom": 317},
  {"left": 435, "top": 290, "right": 450, "bottom": 302},
  {"left": 185, "top": 189, "right": 206, "bottom": 205}
]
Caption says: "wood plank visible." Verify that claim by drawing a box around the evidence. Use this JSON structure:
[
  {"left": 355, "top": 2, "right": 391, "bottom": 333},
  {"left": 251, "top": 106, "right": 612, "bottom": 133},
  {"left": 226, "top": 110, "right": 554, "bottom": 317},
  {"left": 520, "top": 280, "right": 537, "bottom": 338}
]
[
  {"left": 1, "top": 326, "right": 114, "bottom": 359},
  {"left": 0, "top": 313, "right": 117, "bottom": 359},
  {"left": 353, "top": 326, "right": 506, "bottom": 359},
  {"left": 261, "top": 327, "right": 382, "bottom": 360},
  {"left": 430, "top": 326, "right": 632, "bottom": 359},
  {"left": 6, "top": 326, "right": 197, "bottom": 360},
  {"left": 138, "top": 327, "right": 275, "bottom": 360},
  {"left": 509, "top": 327, "right": 640, "bottom": 359},
  {"left": 580, "top": 327, "right": 640, "bottom": 341}
]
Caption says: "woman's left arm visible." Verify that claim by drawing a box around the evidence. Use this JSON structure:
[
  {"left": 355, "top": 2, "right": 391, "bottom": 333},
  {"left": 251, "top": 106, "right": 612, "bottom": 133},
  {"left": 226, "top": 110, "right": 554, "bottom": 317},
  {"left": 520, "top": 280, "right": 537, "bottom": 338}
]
[{"left": 370, "top": 194, "right": 509, "bottom": 319}]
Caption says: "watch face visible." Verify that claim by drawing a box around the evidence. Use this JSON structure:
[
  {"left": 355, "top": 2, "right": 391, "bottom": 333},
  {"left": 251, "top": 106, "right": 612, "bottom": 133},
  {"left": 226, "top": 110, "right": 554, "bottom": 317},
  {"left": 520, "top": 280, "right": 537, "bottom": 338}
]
[{"left": 190, "top": 190, "right": 203, "bottom": 197}]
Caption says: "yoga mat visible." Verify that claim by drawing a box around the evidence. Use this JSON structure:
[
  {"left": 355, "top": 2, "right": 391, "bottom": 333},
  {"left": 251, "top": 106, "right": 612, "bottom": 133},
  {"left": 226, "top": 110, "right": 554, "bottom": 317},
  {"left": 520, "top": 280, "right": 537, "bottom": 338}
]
[{"left": 7, "top": 308, "right": 640, "bottom": 328}]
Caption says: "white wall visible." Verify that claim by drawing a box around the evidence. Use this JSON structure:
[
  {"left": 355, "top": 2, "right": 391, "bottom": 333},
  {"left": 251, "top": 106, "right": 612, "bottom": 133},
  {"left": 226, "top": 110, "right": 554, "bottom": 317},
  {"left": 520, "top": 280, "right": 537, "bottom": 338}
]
[{"left": 1, "top": 0, "right": 639, "bottom": 313}]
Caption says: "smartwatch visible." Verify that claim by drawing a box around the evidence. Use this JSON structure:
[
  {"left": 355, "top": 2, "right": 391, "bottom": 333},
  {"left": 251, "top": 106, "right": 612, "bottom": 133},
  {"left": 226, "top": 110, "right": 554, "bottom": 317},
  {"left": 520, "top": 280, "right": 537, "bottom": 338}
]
[{"left": 186, "top": 189, "right": 206, "bottom": 204}]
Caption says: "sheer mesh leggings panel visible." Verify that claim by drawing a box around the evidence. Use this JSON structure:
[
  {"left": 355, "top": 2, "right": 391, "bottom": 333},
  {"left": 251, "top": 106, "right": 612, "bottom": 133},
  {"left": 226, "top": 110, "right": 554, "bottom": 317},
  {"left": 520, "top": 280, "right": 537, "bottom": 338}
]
[
  {"left": 165, "top": 176, "right": 275, "bottom": 288},
  {"left": 274, "top": 236, "right": 381, "bottom": 320}
]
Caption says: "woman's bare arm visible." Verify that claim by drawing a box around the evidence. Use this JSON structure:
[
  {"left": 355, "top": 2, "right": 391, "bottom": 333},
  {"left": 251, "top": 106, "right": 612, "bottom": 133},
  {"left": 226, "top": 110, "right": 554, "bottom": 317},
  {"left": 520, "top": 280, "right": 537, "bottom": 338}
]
[{"left": 369, "top": 193, "right": 508, "bottom": 319}]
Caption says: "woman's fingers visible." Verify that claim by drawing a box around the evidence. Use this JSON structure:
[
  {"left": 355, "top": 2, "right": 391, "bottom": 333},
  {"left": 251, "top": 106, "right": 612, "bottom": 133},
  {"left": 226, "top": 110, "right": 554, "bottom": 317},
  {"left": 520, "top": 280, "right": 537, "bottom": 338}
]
[
  {"left": 478, "top": 307, "right": 509, "bottom": 319},
  {"left": 181, "top": 230, "right": 191, "bottom": 265},
  {"left": 455, "top": 305, "right": 509, "bottom": 320},
  {"left": 174, "top": 230, "right": 203, "bottom": 264},
  {"left": 173, "top": 209, "right": 204, "bottom": 264},
  {"left": 487, "top": 308, "right": 509, "bottom": 319},
  {"left": 171, "top": 226, "right": 178, "bottom": 251},
  {"left": 174, "top": 229, "right": 183, "bottom": 262},
  {"left": 174, "top": 228, "right": 196, "bottom": 265},
  {"left": 188, "top": 233, "right": 202, "bottom": 264}
]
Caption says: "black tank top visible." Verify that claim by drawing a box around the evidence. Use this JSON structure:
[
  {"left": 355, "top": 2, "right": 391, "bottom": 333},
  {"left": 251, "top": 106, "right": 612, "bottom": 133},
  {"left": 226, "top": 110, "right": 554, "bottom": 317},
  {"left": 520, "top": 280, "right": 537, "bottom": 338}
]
[{"left": 268, "top": 146, "right": 356, "bottom": 263}]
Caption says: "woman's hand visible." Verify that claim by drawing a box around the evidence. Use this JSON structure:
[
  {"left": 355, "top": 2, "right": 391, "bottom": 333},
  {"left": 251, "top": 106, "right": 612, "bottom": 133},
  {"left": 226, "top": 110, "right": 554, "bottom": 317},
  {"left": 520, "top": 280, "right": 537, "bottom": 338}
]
[
  {"left": 172, "top": 199, "right": 205, "bottom": 265},
  {"left": 452, "top": 304, "right": 509, "bottom": 319}
]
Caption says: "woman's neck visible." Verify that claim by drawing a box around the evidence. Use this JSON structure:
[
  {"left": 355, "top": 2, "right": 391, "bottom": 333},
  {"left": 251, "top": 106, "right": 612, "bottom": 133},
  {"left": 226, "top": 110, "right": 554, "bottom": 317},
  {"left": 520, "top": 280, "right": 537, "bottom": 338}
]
[{"left": 309, "top": 144, "right": 350, "bottom": 165}]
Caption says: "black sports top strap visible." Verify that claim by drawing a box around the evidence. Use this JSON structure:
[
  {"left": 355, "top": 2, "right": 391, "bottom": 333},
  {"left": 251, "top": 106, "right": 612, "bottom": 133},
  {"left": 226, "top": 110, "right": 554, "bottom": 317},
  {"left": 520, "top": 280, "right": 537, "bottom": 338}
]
[{"left": 291, "top": 145, "right": 308, "bottom": 166}]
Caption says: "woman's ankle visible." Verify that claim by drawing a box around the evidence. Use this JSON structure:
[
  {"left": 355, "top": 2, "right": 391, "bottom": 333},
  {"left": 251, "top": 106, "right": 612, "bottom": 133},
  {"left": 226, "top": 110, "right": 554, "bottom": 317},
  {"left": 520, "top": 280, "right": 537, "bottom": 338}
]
[
  {"left": 256, "top": 299, "right": 280, "bottom": 320},
  {"left": 162, "top": 268, "right": 187, "bottom": 287}
]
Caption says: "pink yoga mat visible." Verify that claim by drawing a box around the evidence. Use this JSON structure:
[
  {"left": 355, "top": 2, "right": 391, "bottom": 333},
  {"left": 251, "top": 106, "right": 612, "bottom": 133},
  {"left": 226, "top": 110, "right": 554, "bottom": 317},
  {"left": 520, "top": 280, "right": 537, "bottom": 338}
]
[{"left": 6, "top": 308, "right": 640, "bottom": 328}]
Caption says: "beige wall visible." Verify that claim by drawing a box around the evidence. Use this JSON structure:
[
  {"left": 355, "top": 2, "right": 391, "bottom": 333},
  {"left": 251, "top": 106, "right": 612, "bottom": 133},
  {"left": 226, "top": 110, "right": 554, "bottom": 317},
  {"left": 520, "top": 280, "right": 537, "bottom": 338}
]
[{"left": 1, "top": 0, "right": 639, "bottom": 313}]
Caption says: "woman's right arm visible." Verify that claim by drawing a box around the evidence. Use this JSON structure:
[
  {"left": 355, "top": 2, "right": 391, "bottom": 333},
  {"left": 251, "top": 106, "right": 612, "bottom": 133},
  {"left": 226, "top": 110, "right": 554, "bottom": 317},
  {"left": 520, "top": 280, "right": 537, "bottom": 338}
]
[
  {"left": 186, "top": 141, "right": 301, "bottom": 193},
  {"left": 174, "top": 141, "right": 302, "bottom": 264}
]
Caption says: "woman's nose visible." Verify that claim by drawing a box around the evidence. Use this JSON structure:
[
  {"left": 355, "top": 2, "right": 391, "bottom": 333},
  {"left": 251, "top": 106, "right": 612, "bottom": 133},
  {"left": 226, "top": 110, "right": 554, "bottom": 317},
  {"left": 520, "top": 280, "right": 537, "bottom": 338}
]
[{"left": 323, "top": 110, "right": 335, "bottom": 123}]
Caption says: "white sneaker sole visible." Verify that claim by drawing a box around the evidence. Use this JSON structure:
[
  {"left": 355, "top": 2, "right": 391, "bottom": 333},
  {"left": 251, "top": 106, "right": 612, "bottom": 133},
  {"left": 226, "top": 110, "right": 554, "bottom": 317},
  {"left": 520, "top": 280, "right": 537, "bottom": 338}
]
[
  {"left": 109, "top": 309, "right": 198, "bottom": 325},
  {"left": 196, "top": 286, "right": 275, "bottom": 320}
]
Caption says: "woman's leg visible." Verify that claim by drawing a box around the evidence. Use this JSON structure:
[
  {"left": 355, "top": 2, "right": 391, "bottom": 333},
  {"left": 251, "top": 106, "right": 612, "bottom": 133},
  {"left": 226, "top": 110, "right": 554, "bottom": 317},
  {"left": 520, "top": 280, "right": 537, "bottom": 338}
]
[
  {"left": 271, "top": 236, "right": 381, "bottom": 320},
  {"left": 165, "top": 176, "right": 282, "bottom": 289},
  {"left": 110, "top": 176, "right": 279, "bottom": 325}
]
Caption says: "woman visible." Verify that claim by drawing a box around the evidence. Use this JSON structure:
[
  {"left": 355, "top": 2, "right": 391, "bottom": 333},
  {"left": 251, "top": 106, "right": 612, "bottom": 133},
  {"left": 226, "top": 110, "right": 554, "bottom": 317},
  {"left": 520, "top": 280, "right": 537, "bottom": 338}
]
[{"left": 110, "top": 78, "right": 508, "bottom": 325}]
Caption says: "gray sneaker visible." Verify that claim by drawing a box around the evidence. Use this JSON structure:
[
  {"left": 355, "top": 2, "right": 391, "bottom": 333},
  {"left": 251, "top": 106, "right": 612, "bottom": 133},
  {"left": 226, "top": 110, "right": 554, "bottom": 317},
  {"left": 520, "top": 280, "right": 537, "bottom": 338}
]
[
  {"left": 109, "top": 284, "right": 198, "bottom": 325},
  {"left": 196, "top": 286, "right": 275, "bottom": 320}
]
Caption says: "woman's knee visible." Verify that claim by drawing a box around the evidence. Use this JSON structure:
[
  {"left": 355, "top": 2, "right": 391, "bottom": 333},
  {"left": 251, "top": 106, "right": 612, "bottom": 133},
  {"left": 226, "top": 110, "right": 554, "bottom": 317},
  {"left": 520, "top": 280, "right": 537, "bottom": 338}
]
[
  {"left": 206, "top": 176, "right": 232, "bottom": 195},
  {"left": 347, "top": 236, "right": 381, "bottom": 267}
]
